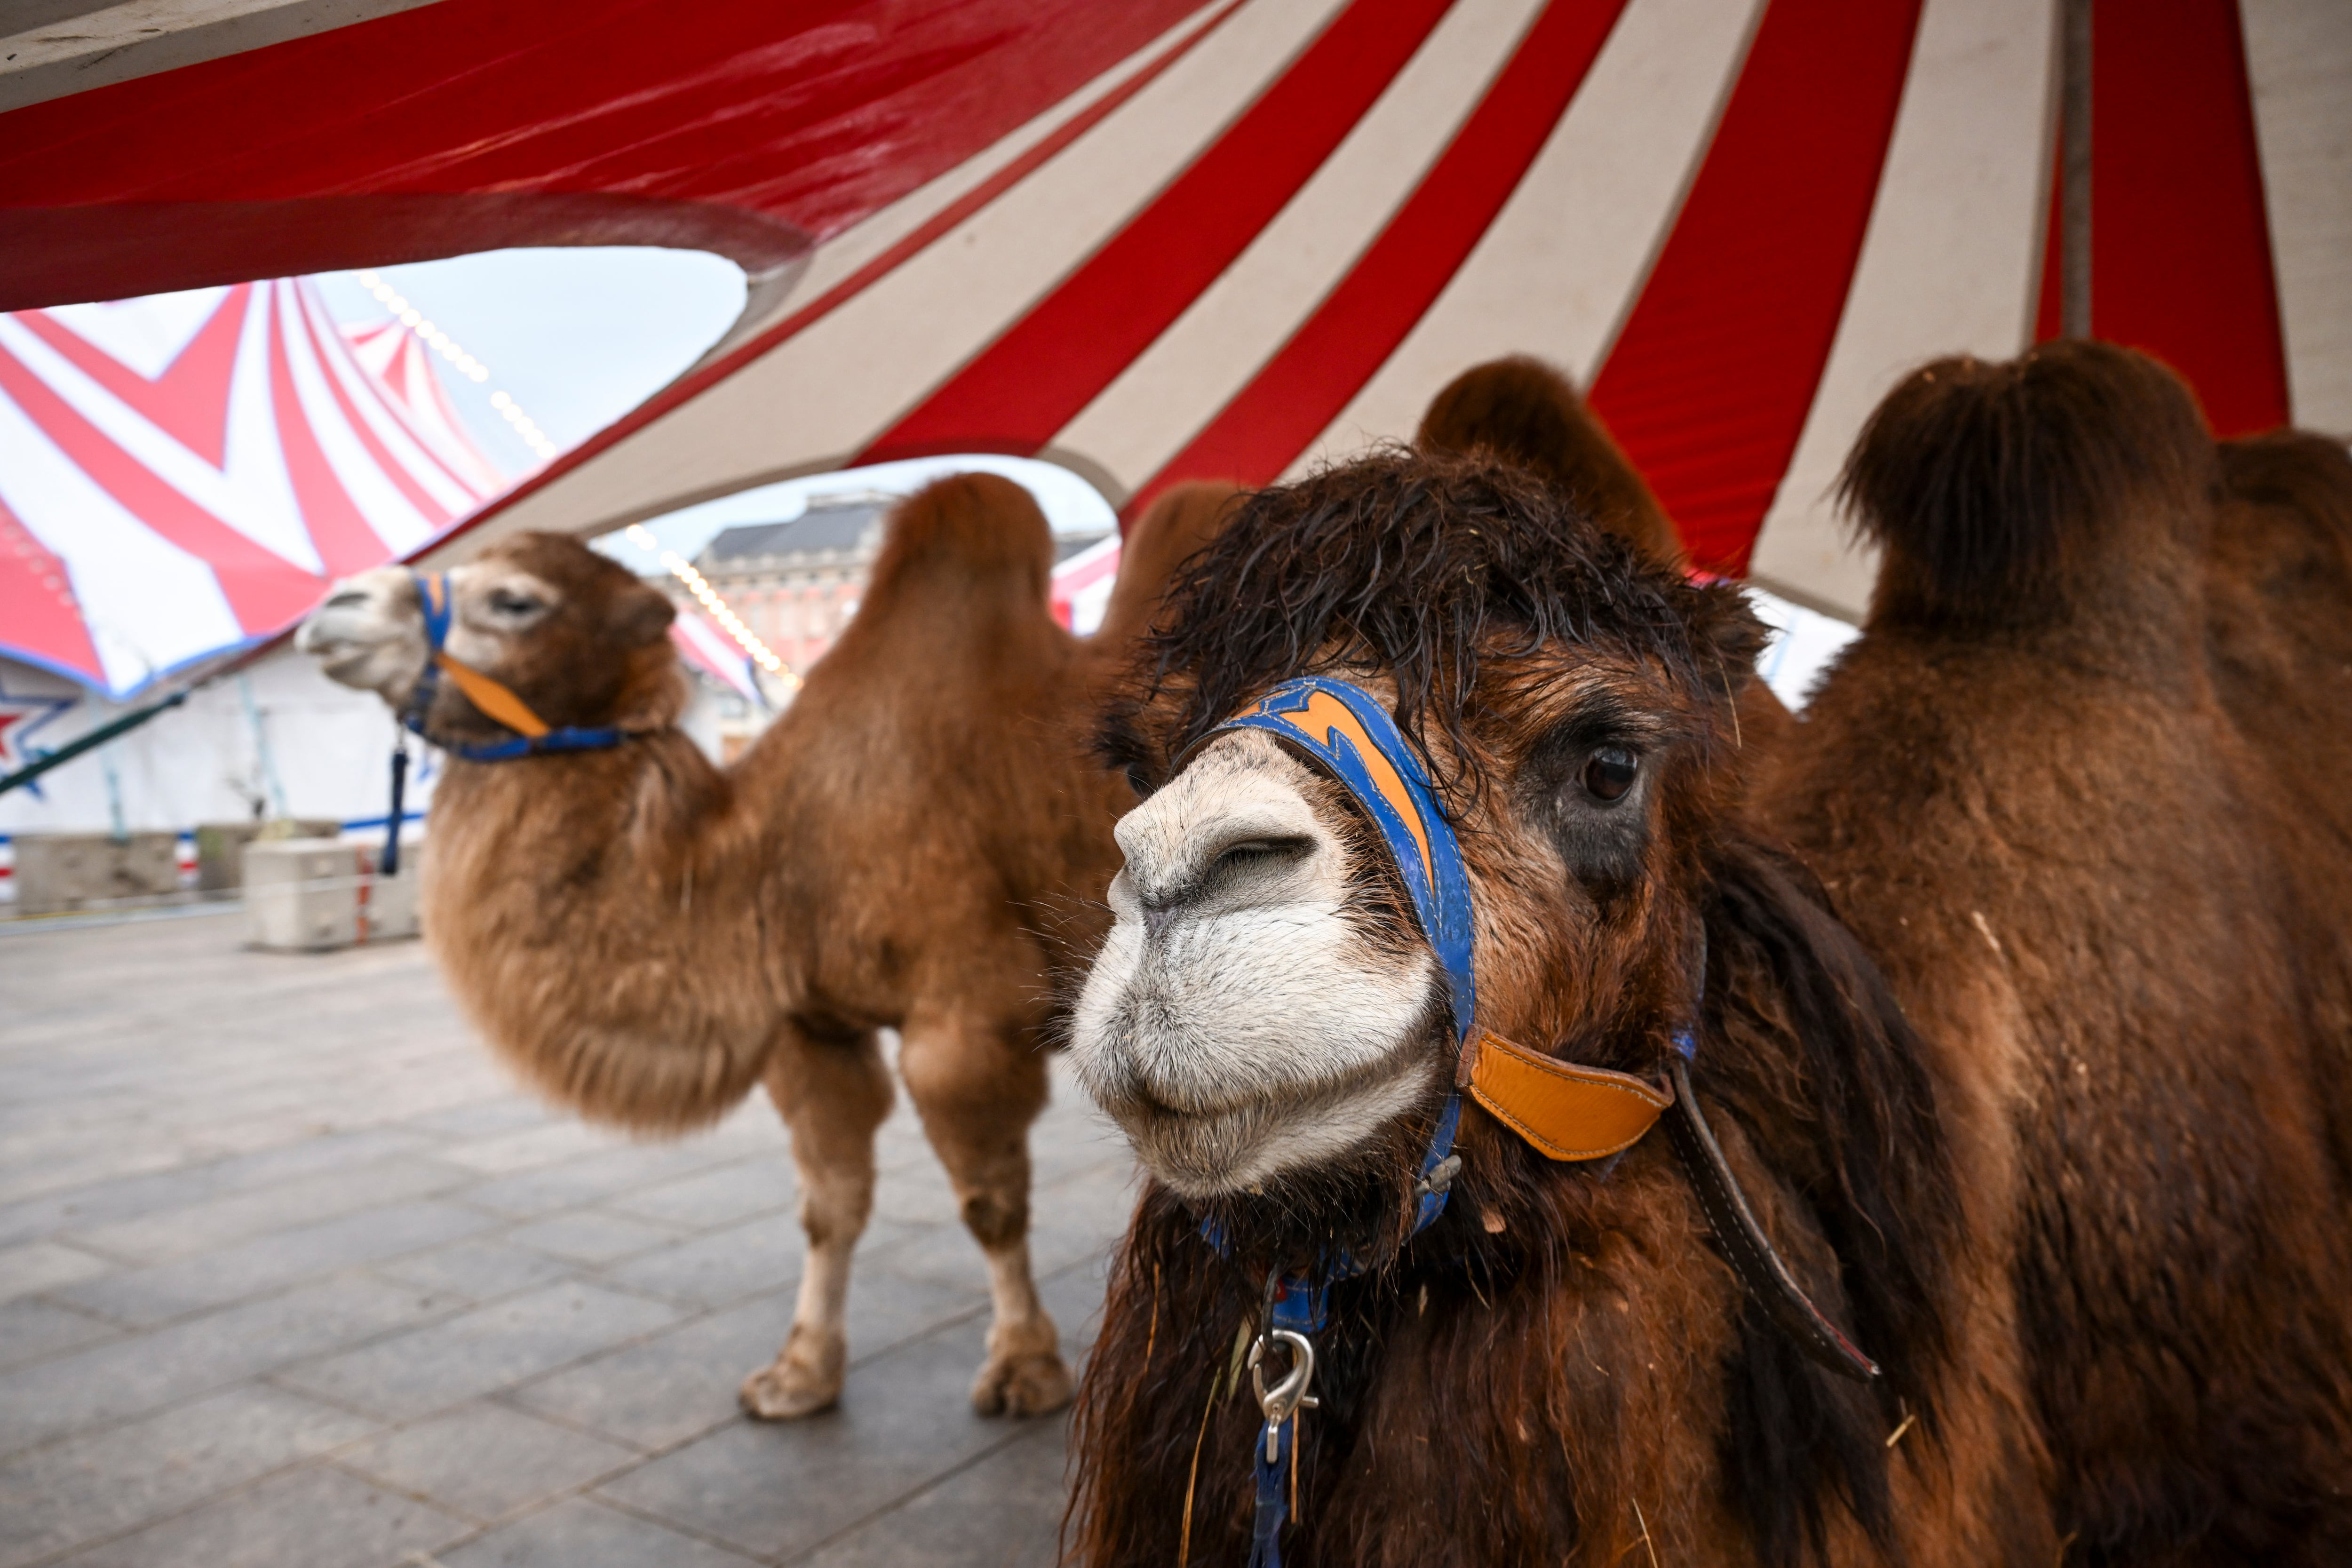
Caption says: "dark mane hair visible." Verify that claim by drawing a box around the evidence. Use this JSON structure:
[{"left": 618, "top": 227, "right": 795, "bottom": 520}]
[
  {"left": 1699, "top": 834, "right": 1963, "bottom": 1564},
  {"left": 1115, "top": 448, "right": 1754, "bottom": 800},
  {"left": 1839, "top": 339, "right": 2216, "bottom": 629}
]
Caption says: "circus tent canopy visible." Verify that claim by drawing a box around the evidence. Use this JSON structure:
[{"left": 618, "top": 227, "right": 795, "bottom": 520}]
[
  {"left": 1, "top": 0, "right": 2344, "bottom": 621},
  {"left": 0, "top": 280, "right": 501, "bottom": 695}
]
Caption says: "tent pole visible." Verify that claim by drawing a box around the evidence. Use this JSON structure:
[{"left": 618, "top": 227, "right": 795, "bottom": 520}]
[
  {"left": 2060, "top": 0, "right": 2093, "bottom": 339},
  {"left": 0, "top": 689, "right": 189, "bottom": 799}
]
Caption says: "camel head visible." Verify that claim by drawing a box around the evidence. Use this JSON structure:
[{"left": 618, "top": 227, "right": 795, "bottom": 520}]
[
  {"left": 1070, "top": 442, "right": 1965, "bottom": 1568},
  {"left": 1071, "top": 451, "right": 1763, "bottom": 1222},
  {"left": 297, "top": 531, "right": 681, "bottom": 743}
]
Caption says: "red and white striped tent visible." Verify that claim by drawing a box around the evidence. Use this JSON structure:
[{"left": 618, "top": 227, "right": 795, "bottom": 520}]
[
  {"left": 0, "top": 279, "right": 501, "bottom": 695},
  {"left": 669, "top": 607, "right": 767, "bottom": 705},
  {"left": 1, "top": 0, "right": 2343, "bottom": 624}
]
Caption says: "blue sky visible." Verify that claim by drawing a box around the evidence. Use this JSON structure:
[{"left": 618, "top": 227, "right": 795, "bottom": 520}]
[
  {"left": 312, "top": 249, "right": 1118, "bottom": 555},
  {"left": 314, "top": 247, "right": 747, "bottom": 477}
]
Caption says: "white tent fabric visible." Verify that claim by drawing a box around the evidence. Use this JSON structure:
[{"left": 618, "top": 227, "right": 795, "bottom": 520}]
[{"left": 428, "top": 0, "right": 2349, "bottom": 619}]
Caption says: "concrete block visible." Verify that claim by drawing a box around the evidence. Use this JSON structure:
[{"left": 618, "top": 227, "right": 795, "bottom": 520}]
[
  {"left": 9, "top": 833, "right": 178, "bottom": 915},
  {"left": 359, "top": 858, "right": 420, "bottom": 941},
  {"left": 242, "top": 838, "right": 422, "bottom": 949},
  {"left": 242, "top": 838, "right": 358, "bottom": 951},
  {"left": 194, "top": 821, "right": 335, "bottom": 892}
]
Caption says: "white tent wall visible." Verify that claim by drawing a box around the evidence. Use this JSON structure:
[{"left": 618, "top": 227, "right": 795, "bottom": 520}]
[
  {"left": 0, "top": 647, "right": 425, "bottom": 844},
  {"left": 0, "top": 646, "right": 729, "bottom": 901},
  {"left": 2245, "top": 0, "right": 2352, "bottom": 436}
]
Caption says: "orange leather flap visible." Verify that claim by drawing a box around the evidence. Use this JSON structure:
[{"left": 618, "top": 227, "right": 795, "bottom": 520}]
[
  {"left": 1465, "top": 1031, "right": 1673, "bottom": 1162},
  {"left": 437, "top": 653, "right": 551, "bottom": 739}
]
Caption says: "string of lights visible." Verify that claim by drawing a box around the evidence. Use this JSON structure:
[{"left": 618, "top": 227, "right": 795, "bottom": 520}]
[
  {"left": 353, "top": 271, "right": 561, "bottom": 463},
  {"left": 626, "top": 525, "right": 802, "bottom": 690}
]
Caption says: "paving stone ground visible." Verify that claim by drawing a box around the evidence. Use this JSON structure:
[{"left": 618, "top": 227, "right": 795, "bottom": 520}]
[{"left": 0, "top": 908, "right": 1140, "bottom": 1567}]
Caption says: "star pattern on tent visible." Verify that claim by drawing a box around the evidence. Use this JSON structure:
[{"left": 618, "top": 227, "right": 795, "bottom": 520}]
[{"left": 0, "top": 681, "right": 78, "bottom": 774}]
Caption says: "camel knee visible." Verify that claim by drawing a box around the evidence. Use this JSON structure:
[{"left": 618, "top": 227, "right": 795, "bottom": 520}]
[
  {"left": 801, "top": 1176, "right": 873, "bottom": 1248},
  {"left": 961, "top": 1188, "right": 1029, "bottom": 1250}
]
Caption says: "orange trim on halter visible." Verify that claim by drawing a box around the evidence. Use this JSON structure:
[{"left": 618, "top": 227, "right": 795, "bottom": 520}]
[
  {"left": 1461, "top": 1030, "right": 1675, "bottom": 1161},
  {"left": 433, "top": 653, "right": 552, "bottom": 739},
  {"left": 1279, "top": 687, "right": 1437, "bottom": 891}
]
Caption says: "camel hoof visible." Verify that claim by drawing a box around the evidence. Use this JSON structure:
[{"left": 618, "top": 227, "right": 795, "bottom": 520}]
[
  {"left": 970, "top": 1346, "right": 1074, "bottom": 1417},
  {"left": 739, "top": 1327, "right": 845, "bottom": 1420}
]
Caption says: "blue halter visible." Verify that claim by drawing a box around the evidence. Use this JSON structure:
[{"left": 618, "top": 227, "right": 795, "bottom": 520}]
[
  {"left": 1192, "top": 677, "right": 1476, "bottom": 1568},
  {"left": 1202, "top": 677, "right": 1477, "bottom": 1337},
  {"left": 405, "top": 572, "right": 637, "bottom": 762},
  {"left": 1182, "top": 677, "right": 1876, "bottom": 1567}
]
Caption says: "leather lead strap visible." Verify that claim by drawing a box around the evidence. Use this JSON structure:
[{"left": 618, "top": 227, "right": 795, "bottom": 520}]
[
  {"left": 1462, "top": 1030, "right": 1674, "bottom": 1161},
  {"left": 1661, "top": 1055, "right": 1879, "bottom": 1382}
]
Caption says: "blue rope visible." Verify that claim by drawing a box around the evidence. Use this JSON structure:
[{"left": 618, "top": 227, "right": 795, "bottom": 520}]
[
  {"left": 402, "top": 572, "right": 635, "bottom": 763},
  {"left": 1246, "top": 1415, "right": 1295, "bottom": 1568}
]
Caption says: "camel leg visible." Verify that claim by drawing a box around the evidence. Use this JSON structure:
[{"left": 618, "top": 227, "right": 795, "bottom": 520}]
[
  {"left": 740, "top": 1025, "right": 894, "bottom": 1420},
  {"left": 898, "top": 1011, "right": 1071, "bottom": 1417}
]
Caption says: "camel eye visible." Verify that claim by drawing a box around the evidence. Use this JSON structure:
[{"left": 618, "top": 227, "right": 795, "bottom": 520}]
[
  {"left": 1581, "top": 746, "right": 1638, "bottom": 804},
  {"left": 487, "top": 588, "right": 545, "bottom": 618}
]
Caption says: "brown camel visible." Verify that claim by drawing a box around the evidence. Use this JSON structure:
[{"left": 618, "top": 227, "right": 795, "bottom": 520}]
[
  {"left": 296, "top": 471, "right": 1231, "bottom": 1421},
  {"left": 1064, "top": 341, "right": 2352, "bottom": 1565}
]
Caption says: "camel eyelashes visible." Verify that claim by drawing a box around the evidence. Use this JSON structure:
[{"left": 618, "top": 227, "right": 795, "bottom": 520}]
[
  {"left": 1582, "top": 745, "right": 1638, "bottom": 803},
  {"left": 1215, "top": 837, "right": 1311, "bottom": 872},
  {"left": 487, "top": 587, "right": 546, "bottom": 617}
]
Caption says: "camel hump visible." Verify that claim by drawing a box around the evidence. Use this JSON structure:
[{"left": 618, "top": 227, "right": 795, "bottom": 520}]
[
  {"left": 1417, "top": 356, "right": 1683, "bottom": 566},
  {"left": 1093, "top": 482, "right": 1242, "bottom": 647},
  {"left": 862, "top": 472, "right": 1055, "bottom": 616},
  {"left": 2220, "top": 429, "right": 2352, "bottom": 558},
  {"left": 1840, "top": 339, "right": 2217, "bottom": 625},
  {"left": 2213, "top": 428, "right": 2352, "bottom": 674}
]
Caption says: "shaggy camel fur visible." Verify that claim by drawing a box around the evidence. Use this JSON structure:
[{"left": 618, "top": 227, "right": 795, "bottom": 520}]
[
  {"left": 297, "top": 473, "right": 1231, "bottom": 1421},
  {"left": 1065, "top": 342, "right": 2352, "bottom": 1566}
]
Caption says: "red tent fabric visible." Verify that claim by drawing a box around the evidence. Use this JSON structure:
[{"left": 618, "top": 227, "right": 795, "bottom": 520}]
[
  {"left": 0, "top": 280, "right": 499, "bottom": 693},
  {"left": 1, "top": 0, "right": 2341, "bottom": 624}
]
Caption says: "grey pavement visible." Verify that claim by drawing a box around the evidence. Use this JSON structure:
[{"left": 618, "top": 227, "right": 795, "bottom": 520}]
[{"left": 0, "top": 909, "right": 1139, "bottom": 1567}]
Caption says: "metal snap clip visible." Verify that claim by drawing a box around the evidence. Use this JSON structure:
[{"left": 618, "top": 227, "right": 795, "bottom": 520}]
[{"left": 1248, "top": 1328, "right": 1320, "bottom": 1462}]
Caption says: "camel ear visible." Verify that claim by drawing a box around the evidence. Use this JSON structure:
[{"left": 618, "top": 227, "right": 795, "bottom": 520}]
[
  {"left": 1687, "top": 580, "right": 1767, "bottom": 704},
  {"left": 610, "top": 582, "right": 676, "bottom": 648}
]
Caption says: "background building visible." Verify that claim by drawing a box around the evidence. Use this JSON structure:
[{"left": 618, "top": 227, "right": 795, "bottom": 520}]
[{"left": 671, "top": 493, "right": 1112, "bottom": 676}]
